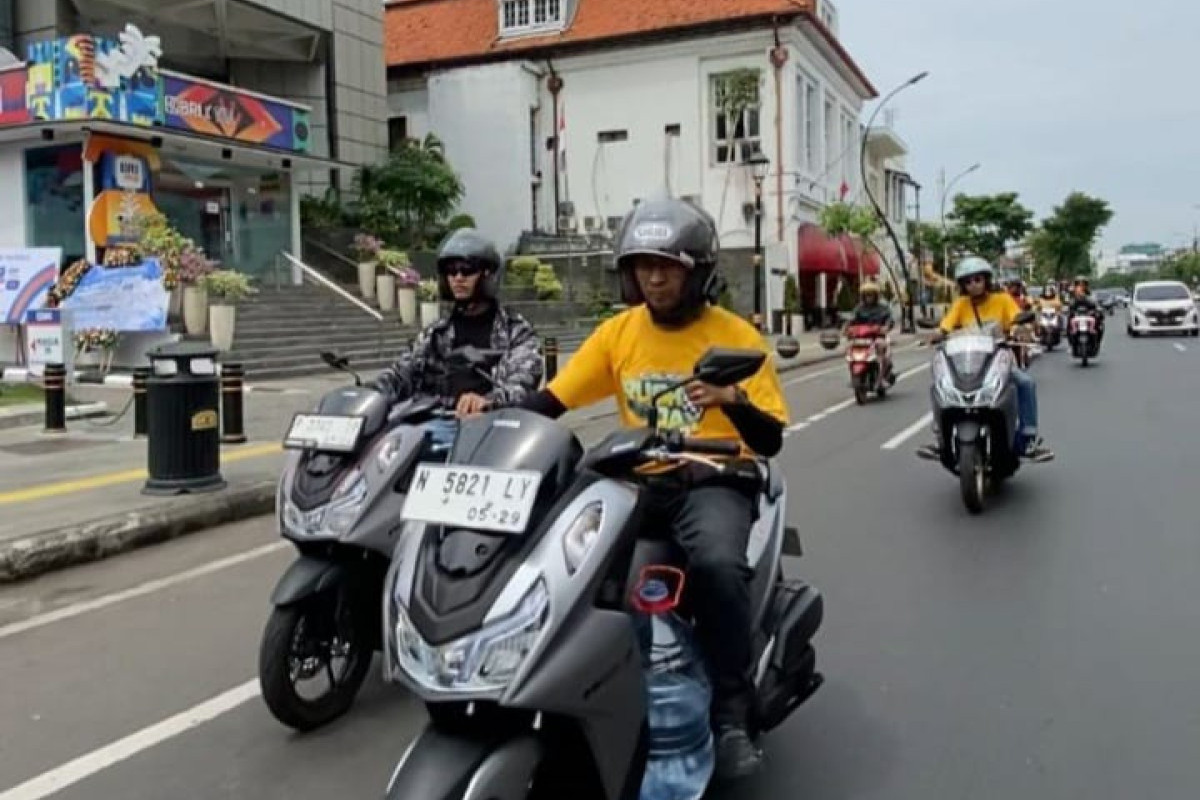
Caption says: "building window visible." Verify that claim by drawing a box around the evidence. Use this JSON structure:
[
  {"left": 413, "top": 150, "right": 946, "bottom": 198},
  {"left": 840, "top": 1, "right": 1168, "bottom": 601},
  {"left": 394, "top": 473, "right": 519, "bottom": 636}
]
[
  {"left": 388, "top": 116, "right": 408, "bottom": 151},
  {"left": 25, "top": 145, "right": 85, "bottom": 264},
  {"left": 795, "top": 74, "right": 819, "bottom": 175},
  {"left": 501, "top": 0, "right": 563, "bottom": 33},
  {"left": 841, "top": 111, "right": 857, "bottom": 187},
  {"left": 824, "top": 95, "right": 837, "bottom": 175},
  {"left": 820, "top": 1, "right": 839, "bottom": 35},
  {"left": 712, "top": 71, "right": 762, "bottom": 165}
]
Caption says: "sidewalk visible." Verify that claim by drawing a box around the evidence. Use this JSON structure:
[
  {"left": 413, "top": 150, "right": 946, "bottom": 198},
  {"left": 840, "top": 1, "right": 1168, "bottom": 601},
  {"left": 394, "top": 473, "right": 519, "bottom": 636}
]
[{"left": 0, "top": 328, "right": 910, "bottom": 582}]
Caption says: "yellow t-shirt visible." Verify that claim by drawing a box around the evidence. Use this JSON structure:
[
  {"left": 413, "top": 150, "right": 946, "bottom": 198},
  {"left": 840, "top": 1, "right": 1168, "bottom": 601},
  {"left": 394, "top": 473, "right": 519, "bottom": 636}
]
[
  {"left": 939, "top": 292, "right": 1023, "bottom": 335},
  {"left": 548, "top": 305, "right": 790, "bottom": 443}
]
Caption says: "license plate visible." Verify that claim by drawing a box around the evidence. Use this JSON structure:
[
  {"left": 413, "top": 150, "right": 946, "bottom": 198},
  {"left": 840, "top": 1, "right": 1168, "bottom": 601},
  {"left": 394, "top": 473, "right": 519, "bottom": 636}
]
[
  {"left": 283, "top": 414, "right": 364, "bottom": 453},
  {"left": 402, "top": 464, "right": 543, "bottom": 534}
]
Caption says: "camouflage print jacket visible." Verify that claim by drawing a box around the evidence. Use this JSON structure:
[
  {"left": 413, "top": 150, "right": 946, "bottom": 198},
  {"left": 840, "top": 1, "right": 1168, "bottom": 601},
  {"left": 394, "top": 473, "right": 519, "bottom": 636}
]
[{"left": 371, "top": 305, "right": 544, "bottom": 408}]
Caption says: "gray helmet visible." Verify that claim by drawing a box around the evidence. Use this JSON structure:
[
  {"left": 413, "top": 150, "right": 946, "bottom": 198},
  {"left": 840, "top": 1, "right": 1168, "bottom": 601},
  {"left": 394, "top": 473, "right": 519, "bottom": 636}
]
[
  {"left": 953, "top": 256, "right": 994, "bottom": 287},
  {"left": 613, "top": 197, "right": 720, "bottom": 324},
  {"left": 435, "top": 228, "right": 503, "bottom": 305}
]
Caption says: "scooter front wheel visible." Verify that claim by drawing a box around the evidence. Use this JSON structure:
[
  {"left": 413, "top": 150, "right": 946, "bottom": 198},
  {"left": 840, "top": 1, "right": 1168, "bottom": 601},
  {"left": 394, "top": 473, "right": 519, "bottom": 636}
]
[
  {"left": 259, "top": 594, "right": 373, "bottom": 732},
  {"left": 958, "top": 442, "right": 986, "bottom": 515}
]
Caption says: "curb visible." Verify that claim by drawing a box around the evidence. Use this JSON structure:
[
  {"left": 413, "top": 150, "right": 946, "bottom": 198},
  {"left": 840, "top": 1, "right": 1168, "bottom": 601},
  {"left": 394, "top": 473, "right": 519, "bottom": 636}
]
[
  {"left": 0, "top": 402, "right": 110, "bottom": 432},
  {"left": 0, "top": 480, "right": 276, "bottom": 584},
  {"left": 2, "top": 368, "right": 134, "bottom": 387}
]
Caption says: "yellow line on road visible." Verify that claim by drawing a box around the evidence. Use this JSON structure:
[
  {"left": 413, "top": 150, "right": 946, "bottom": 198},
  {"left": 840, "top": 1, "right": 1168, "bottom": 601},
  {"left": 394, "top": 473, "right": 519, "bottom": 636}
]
[{"left": 0, "top": 443, "right": 282, "bottom": 506}]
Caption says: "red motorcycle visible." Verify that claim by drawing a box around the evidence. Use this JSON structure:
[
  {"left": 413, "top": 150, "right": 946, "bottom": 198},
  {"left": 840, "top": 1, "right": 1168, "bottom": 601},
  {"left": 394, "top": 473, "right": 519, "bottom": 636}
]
[{"left": 845, "top": 323, "right": 892, "bottom": 404}]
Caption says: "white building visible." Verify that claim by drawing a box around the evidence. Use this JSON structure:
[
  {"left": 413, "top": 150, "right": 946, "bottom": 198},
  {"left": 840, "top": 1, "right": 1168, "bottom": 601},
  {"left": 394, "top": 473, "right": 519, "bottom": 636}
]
[{"left": 384, "top": 0, "right": 880, "bottom": 319}]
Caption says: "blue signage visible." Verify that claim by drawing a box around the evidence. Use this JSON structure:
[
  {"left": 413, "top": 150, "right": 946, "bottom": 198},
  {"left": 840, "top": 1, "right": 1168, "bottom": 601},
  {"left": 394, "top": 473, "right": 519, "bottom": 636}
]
[{"left": 60, "top": 258, "right": 170, "bottom": 331}]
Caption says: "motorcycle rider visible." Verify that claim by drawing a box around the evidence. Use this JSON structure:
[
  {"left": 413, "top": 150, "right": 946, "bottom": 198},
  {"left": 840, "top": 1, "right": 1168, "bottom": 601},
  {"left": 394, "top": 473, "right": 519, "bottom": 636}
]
[
  {"left": 370, "top": 228, "right": 544, "bottom": 445},
  {"left": 1034, "top": 284, "right": 1064, "bottom": 340},
  {"left": 1067, "top": 275, "right": 1105, "bottom": 346},
  {"left": 843, "top": 280, "right": 896, "bottom": 383},
  {"left": 518, "top": 197, "right": 788, "bottom": 781},
  {"left": 916, "top": 256, "right": 1054, "bottom": 462}
]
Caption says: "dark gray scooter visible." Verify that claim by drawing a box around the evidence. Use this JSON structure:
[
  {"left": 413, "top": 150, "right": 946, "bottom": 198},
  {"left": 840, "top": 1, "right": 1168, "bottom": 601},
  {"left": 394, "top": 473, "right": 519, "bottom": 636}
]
[
  {"left": 260, "top": 348, "right": 499, "bottom": 732},
  {"left": 381, "top": 347, "right": 823, "bottom": 799}
]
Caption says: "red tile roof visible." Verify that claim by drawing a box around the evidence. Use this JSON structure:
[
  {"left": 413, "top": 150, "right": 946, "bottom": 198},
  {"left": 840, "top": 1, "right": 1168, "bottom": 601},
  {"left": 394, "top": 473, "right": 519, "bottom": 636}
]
[{"left": 384, "top": 0, "right": 873, "bottom": 95}]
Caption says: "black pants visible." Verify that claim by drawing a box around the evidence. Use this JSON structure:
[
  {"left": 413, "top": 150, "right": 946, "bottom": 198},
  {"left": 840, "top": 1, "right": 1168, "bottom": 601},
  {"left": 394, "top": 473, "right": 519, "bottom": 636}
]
[{"left": 643, "top": 482, "right": 756, "bottom": 728}]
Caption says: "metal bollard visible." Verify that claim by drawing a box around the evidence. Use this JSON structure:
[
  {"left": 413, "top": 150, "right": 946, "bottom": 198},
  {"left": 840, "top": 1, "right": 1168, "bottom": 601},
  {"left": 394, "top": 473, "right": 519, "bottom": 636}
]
[
  {"left": 220, "top": 362, "right": 247, "bottom": 445},
  {"left": 543, "top": 336, "right": 559, "bottom": 382},
  {"left": 132, "top": 367, "right": 150, "bottom": 438},
  {"left": 43, "top": 363, "right": 66, "bottom": 434}
]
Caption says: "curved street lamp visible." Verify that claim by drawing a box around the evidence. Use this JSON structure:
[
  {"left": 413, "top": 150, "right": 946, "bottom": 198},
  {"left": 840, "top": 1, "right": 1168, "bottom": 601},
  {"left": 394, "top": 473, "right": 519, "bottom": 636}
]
[
  {"left": 939, "top": 162, "right": 982, "bottom": 275},
  {"left": 860, "top": 71, "right": 929, "bottom": 332}
]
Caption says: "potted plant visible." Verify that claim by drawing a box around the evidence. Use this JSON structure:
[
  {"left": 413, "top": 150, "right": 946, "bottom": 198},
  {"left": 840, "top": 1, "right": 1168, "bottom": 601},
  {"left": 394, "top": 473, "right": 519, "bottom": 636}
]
[
  {"left": 376, "top": 249, "right": 409, "bottom": 313},
  {"left": 73, "top": 328, "right": 119, "bottom": 374},
  {"left": 418, "top": 279, "right": 441, "bottom": 327},
  {"left": 352, "top": 233, "right": 382, "bottom": 300},
  {"left": 782, "top": 275, "right": 802, "bottom": 335},
  {"left": 179, "top": 246, "right": 217, "bottom": 335},
  {"left": 395, "top": 265, "right": 421, "bottom": 325},
  {"left": 204, "top": 270, "right": 256, "bottom": 352},
  {"left": 135, "top": 213, "right": 190, "bottom": 319}
]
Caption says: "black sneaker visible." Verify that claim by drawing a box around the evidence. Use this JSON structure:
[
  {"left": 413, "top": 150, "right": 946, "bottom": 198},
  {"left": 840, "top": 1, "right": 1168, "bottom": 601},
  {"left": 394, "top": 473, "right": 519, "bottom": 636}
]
[
  {"left": 915, "top": 442, "right": 941, "bottom": 461},
  {"left": 715, "top": 726, "right": 763, "bottom": 780},
  {"left": 1023, "top": 437, "right": 1055, "bottom": 463}
]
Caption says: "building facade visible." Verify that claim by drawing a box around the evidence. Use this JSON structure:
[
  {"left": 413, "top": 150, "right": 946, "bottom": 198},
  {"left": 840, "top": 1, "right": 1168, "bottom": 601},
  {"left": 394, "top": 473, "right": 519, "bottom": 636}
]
[{"left": 385, "top": 0, "right": 881, "bottom": 327}]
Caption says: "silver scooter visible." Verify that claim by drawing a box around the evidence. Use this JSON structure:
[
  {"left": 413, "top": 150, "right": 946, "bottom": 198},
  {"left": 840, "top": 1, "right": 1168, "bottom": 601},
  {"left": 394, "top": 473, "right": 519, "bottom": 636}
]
[
  {"left": 259, "top": 348, "right": 500, "bottom": 732},
  {"left": 381, "top": 347, "right": 823, "bottom": 800}
]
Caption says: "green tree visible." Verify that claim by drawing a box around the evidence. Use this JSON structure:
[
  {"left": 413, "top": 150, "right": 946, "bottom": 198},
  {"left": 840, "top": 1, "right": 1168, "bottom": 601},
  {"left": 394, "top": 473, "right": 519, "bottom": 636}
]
[
  {"left": 1027, "top": 192, "right": 1114, "bottom": 280},
  {"left": 944, "top": 192, "right": 1035, "bottom": 262},
  {"left": 910, "top": 221, "right": 948, "bottom": 272},
  {"left": 354, "top": 134, "right": 464, "bottom": 248},
  {"left": 1159, "top": 252, "right": 1200, "bottom": 285}
]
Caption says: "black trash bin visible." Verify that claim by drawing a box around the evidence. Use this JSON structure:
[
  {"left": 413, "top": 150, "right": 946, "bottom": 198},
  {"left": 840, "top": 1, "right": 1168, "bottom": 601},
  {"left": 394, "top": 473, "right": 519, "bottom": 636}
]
[{"left": 143, "top": 342, "right": 227, "bottom": 496}]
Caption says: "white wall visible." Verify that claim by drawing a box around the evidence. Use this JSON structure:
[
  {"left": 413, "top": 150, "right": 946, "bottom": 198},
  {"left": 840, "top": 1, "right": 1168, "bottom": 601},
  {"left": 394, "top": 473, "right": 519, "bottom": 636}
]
[
  {"left": 387, "top": 21, "right": 873, "bottom": 261},
  {"left": 0, "top": 149, "right": 27, "bottom": 248}
]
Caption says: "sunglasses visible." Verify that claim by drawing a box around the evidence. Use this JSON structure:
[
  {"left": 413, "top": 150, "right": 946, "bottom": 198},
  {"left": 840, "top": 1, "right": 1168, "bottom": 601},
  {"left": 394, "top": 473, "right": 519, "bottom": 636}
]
[
  {"left": 439, "top": 262, "right": 482, "bottom": 278},
  {"left": 963, "top": 275, "right": 987, "bottom": 284}
]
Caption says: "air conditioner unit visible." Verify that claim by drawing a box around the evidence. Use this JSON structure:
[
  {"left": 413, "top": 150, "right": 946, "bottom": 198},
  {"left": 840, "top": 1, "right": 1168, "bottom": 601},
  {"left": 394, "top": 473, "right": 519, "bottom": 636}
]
[
  {"left": 583, "top": 216, "right": 600, "bottom": 232},
  {"left": 558, "top": 216, "right": 578, "bottom": 232},
  {"left": 606, "top": 216, "right": 623, "bottom": 231}
]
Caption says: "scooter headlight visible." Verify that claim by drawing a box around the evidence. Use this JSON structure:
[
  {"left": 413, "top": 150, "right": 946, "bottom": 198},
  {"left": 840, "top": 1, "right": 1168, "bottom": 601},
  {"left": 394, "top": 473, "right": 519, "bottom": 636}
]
[
  {"left": 392, "top": 577, "right": 550, "bottom": 697},
  {"left": 932, "top": 353, "right": 961, "bottom": 405},
  {"left": 562, "top": 502, "right": 605, "bottom": 575},
  {"left": 280, "top": 468, "right": 367, "bottom": 538},
  {"left": 977, "top": 355, "right": 1012, "bottom": 406}
]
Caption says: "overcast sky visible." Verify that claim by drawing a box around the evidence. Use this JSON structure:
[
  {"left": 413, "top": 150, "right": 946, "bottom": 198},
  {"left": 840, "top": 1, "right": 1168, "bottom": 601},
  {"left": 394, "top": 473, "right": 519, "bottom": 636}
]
[{"left": 840, "top": 0, "right": 1200, "bottom": 251}]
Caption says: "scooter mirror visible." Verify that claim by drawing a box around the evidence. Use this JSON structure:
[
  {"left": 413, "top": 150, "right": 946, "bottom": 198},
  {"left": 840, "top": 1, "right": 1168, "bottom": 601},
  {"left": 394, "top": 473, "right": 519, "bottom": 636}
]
[
  {"left": 916, "top": 318, "right": 938, "bottom": 330},
  {"left": 1013, "top": 311, "right": 1036, "bottom": 326},
  {"left": 691, "top": 347, "right": 766, "bottom": 388}
]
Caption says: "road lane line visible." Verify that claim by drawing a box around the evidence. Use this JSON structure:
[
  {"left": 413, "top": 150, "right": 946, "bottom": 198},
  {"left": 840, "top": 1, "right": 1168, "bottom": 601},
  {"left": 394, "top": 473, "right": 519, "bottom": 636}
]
[
  {"left": 882, "top": 412, "right": 934, "bottom": 451},
  {"left": 0, "top": 680, "right": 260, "bottom": 800},
  {"left": 0, "top": 542, "right": 288, "bottom": 641},
  {"left": 782, "top": 362, "right": 930, "bottom": 440},
  {"left": 1174, "top": 343, "right": 1187, "bottom": 352},
  {"left": 780, "top": 342, "right": 922, "bottom": 388},
  {"left": 0, "top": 443, "right": 282, "bottom": 506}
]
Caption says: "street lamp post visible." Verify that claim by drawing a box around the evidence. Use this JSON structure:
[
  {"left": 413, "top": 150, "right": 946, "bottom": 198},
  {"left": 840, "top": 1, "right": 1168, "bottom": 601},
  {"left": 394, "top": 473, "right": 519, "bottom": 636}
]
[
  {"left": 939, "top": 162, "right": 981, "bottom": 277},
  {"left": 860, "top": 70, "right": 929, "bottom": 334},
  {"left": 899, "top": 174, "right": 925, "bottom": 316},
  {"left": 746, "top": 149, "right": 771, "bottom": 331}
]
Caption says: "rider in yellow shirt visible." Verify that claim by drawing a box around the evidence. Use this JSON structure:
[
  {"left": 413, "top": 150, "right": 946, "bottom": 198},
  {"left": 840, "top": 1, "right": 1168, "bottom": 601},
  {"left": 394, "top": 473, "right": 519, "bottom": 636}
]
[
  {"left": 916, "top": 256, "right": 1054, "bottom": 462},
  {"left": 518, "top": 196, "right": 787, "bottom": 781}
]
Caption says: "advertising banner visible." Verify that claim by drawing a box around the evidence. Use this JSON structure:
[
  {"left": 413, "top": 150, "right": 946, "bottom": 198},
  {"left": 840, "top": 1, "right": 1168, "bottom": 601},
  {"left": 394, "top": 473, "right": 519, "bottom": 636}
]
[
  {"left": 163, "top": 74, "right": 311, "bottom": 153},
  {"left": 0, "top": 248, "right": 62, "bottom": 325},
  {"left": 59, "top": 258, "right": 169, "bottom": 332}
]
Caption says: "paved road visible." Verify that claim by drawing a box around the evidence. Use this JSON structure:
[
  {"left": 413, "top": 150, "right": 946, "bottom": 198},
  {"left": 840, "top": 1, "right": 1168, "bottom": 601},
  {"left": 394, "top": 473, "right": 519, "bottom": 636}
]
[{"left": 3, "top": 332, "right": 1199, "bottom": 799}]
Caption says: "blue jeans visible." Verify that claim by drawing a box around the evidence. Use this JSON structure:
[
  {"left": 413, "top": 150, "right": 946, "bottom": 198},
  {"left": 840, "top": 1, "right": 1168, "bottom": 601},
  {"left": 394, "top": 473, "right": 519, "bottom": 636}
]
[{"left": 1011, "top": 368, "right": 1038, "bottom": 447}]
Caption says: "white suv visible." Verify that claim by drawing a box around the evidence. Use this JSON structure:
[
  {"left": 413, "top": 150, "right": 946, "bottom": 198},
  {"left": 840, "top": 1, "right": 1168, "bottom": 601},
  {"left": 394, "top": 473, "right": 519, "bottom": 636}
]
[{"left": 1128, "top": 280, "right": 1199, "bottom": 337}]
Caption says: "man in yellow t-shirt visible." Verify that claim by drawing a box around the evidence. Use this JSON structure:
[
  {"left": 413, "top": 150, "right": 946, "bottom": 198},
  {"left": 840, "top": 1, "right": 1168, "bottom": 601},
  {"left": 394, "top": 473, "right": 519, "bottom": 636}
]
[
  {"left": 916, "top": 256, "right": 1054, "bottom": 462},
  {"left": 518, "top": 197, "right": 787, "bottom": 781}
]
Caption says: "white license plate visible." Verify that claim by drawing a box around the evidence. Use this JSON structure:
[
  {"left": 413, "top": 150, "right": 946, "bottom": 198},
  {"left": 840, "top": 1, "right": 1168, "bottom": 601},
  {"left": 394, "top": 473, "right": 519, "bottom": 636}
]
[
  {"left": 283, "top": 414, "right": 365, "bottom": 452},
  {"left": 402, "top": 464, "right": 543, "bottom": 535}
]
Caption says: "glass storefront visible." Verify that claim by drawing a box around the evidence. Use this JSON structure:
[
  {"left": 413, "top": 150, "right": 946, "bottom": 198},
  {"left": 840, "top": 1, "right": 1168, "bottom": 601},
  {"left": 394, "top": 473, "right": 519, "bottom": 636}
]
[
  {"left": 25, "top": 145, "right": 86, "bottom": 264},
  {"left": 21, "top": 144, "right": 294, "bottom": 278}
]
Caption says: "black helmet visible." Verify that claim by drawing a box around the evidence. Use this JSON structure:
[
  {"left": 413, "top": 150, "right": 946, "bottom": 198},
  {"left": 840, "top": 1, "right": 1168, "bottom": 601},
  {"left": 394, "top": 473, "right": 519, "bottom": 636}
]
[
  {"left": 435, "top": 228, "right": 503, "bottom": 305},
  {"left": 613, "top": 197, "right": 720, "bottom": 325}
]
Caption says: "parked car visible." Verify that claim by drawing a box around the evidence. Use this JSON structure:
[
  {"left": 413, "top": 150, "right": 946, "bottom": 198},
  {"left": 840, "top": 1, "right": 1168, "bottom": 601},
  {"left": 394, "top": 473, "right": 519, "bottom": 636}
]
[{"left": 1127, "top": 280, "right": 1200, "bottom": 337}]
